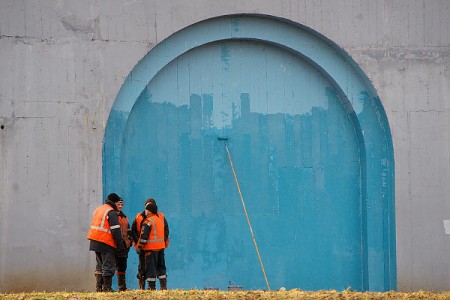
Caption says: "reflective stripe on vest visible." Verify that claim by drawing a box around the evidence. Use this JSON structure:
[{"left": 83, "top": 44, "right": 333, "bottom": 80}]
[
  {"left": 146, "top": 217, "right": 165, "bottom": 243},
  {"left": 86, "top": 204, "right": 117, "bottom": 248},
  {"left": 90, "top": 208, "right": 111, "bottom": 232},
  {"left": 140, "top": 215, "right": 165, "bottom": 250},
  {"left": 157, "top": 212, "right": 168, "bottom": 249}
]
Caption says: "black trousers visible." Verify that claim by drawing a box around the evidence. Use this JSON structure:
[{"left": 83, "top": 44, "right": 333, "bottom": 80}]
[
  {"left": 115, "top": 255, "right": 127, "bottom": 274},
  {"left": 143, "top": 250, "right": 161, "bottom": 281},
  {"left": 138, "top": 250, "right": 145, "bottom": 278},
  {"left": 157, "top": 249, "right": 166, "bottom": 277},
  {"left": 95, "top": 251, "right": 116, "bottom": 277},
  {"left": 139, "top": 249, "right": 167, "bottom": 279}
]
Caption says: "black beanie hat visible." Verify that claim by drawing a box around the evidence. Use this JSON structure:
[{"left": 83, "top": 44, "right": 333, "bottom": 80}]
[
  {"left": 146, "top": 202, "right": 158, "bottom": 214},
  {"left": 107, "top": 193, "right": 121, "bottom": 203},
  {"left": 145, "top": 198, "right": 156, "bottom": 206}
]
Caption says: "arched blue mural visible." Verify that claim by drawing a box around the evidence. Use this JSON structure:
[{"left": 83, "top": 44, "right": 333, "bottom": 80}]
[{"left": 103, "top": 15, "right": 395, "bottom": 292}]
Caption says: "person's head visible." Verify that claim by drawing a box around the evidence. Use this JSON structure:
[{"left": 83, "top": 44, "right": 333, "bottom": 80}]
[
  {"left": 106, "top": 193, "right": 122, "bottom": 211},
  {"left": 106, "top": 193, "right": 121, "bottom": 204},
  {"left": 145, "top": 198, "right": 156, "bottom": 207},
  {"left": 116, "top": 198, "right": 124, "bottom": 212},
  {"left": 145, "top": 202, "right": 158, "bottom": 215}
]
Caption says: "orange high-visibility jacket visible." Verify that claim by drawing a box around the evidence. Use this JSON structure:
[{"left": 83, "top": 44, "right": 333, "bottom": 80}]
[
  {"left": 138, "top": 214, "right": 165, "bottom": 251},
  {"left": 87, "top": 204, "right": 119, "bottom": 248},
  {"left": 158, "top": 212, "right": 170, "bottom": 248},
  {"left": 134, "top": 213, "right": 145, "bottom": 233},
  {"left": 118, "top": 213, "right": 131, "bottom": 248},
  {"left": 134, "top": 211, "right": 168, "bottom": 249},
  {"left": 133, "top": 212, "right": 145, "bottom": 250}
]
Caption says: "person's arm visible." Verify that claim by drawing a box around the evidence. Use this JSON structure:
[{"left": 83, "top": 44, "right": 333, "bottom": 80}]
[
  {"left": 164, "top": 218, "right": 170, "bottom": 247},
  {"left": 108, "top": 210, "right": 125, "bottom": 249},
  {"left": 138, "top": 222, "right": 151, "bottom": 248},
  {"left": 121, "top": 215, "right": 132, "bottom": 248},
  {"left": 164, "top": 218, "right": 169, "bottom": 239},
  {"left": 131, "top": 218, "right": 139, "bottom": 244}
]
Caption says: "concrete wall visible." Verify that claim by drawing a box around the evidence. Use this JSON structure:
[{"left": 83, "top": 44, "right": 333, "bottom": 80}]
[{"left": 0, "top": 0, "right": 449, "bottom": 292}]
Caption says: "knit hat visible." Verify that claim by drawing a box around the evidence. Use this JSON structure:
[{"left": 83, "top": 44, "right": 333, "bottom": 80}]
[
  {"left": 145, "top": 198, "right": 156, "bottom": 206},
  {"left": 145, "top": 202, "right": 158, "bottom": 214},
  {"left": 107, "top": 193, "right": 121, "bottom": 203}
]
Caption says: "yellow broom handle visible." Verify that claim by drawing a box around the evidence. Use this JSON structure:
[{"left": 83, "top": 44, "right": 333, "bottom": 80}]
[{"left": 225, "top": 144, "right": 271, "bottom": 292}]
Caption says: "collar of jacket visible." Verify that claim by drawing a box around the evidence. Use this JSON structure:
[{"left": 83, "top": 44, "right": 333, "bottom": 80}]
[{"left": 105, "top": 200, "right": 118, "bottom": 211}]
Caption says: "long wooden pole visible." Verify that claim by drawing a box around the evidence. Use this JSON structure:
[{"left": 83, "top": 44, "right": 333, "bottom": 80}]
[{"left": 224, "top": 144, "right": 271, "bottom": 292}]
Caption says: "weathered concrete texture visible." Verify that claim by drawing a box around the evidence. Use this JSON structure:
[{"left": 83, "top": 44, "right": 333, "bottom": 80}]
[
  {"left": 356, "top": 50, "right": 450, "bottom": 291},
  {"left": 0, "top": 0, "right": 450, "bottom": 292}
]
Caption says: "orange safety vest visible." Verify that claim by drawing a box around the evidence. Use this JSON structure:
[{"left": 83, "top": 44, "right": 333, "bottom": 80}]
[
  {"left": 158, "top": 212, "right": 169, "bottom": 248},
  {"left": 134, "top": 211, "right": 168, "bottom": 248},
  {"left": 118, "top": 214, "right": 131, "bottom": 248},
  {"left": 133, "top": 212, "right": 145, "bottom": 250},
  {"left": 139, "top": 214, "right": 165, "bottom": 251},
  {"left": 135, "top": 212, "right": 145, "bottom": 233},
  {"left": 87, "top": 204, "right": 118, "bottom": 248}
]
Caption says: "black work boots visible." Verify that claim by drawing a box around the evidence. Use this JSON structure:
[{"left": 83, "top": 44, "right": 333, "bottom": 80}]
[
  {"left": 102, "top": 275, "right": 115, "bottom": 292},
  {"left": 95, "top": 274, "right": 103, "bottom": 292},
  {"left": 138, "top": 275, "right": 146, "bottom": 290},
  {"left": 159, "top": 277, "right": 167, "bottom": 290},
  {"left": 147, "top": 280, "right": 156, "bottom": 290},
  {"left": 117, "top": 273, "right": 127, "bottom": 291}
]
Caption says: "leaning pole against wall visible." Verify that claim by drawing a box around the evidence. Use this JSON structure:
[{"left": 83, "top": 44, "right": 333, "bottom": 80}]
[{"left": 103, "top": 15, "right": 395, "bottom": 291}]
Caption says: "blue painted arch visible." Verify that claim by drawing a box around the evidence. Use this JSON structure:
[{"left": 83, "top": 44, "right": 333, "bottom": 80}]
[{"left": 103, "top": 15, "right": 395, "bottom": 291}]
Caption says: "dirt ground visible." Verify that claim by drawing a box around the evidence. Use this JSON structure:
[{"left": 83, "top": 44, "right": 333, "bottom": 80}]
[{"left": 2, "top": 289, "right": 450, "bottom": 300}]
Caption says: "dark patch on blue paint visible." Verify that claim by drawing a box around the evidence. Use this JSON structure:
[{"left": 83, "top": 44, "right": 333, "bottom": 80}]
[
  {"left": 221, "top": 45, "right": 230, "bottom": 70},
  {"left": 231, "top": 18, "right": 239, "bottom": 33}
]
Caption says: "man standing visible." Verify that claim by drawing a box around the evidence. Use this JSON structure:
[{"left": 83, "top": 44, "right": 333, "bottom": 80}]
[
  {"left": 87, "top": 193, "right": 126, "bottom": 292},
  {"left": 132, "top": 198, "right": 169, "bottom": 290},
  {"left": 131, "top": 198, "right": 154, "bottom": 290},
  {"left": 115, "top": 198, "right": 132, "bottom": 291},
  {"left": 154, "top": 202, "right": 169, "bottom": 290},
  {"left": 137, "top": 201, "right": 166, "bottom": 290}
]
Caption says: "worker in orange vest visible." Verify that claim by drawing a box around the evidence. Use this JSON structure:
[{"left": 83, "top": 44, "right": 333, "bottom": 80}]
[
  {"left": 132, "top": 198, "right": 169, "bottom": 290},
  {"left": 115, "top": 198, "right": 133, "bottom": 291},
  {"left": 131, "top": 198, "right": 153, "bottom": 289},
  {"left": 154, "top": 201, "right": 170, "bottom": 290},
  {"left": 87, "top": 193, "right": 126, "bottom": 292},
  {"left": 137, "top": 201, "right": 166, "bottom": 290}
]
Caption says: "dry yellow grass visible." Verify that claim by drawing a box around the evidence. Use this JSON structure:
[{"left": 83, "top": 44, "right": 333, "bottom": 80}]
[{"left": 2, "top": 290, "right": 450, "bottom": 300}]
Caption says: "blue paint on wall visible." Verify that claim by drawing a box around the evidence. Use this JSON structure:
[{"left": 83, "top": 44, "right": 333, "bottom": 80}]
[{"left": 103, "top": 15, "right": 395, "bottom": 292}]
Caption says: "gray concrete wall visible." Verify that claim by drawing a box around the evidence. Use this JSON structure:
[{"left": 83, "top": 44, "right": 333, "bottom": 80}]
[{"left": 0, "top": 0, "right": 449, "bottom": 292}]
